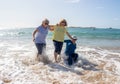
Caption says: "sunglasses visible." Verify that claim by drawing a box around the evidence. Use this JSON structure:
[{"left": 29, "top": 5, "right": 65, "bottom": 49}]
[
  {"left": 45, "top": 23, "right": 49, "bottom": 25},
  {"left": 61, "top": 22, "right": 65, "bottom": 23}
]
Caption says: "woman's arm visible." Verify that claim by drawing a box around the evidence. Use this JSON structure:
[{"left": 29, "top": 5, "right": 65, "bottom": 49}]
[
  {"left": 49, "top": 25, "right": 55, "bottom": 31},
  {"left": 32, "top": 28, "right": 38, "bottom": 41},
  {"left": 66, "top": 31, "right": 73, "bottom": 40}
]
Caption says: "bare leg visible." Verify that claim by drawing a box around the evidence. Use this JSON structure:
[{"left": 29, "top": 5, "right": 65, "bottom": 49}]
[
  {"left": 54, "top": 52, "right": 58, "bottom": 62},
  {"left": 36, "top": 53, "right": 41, "bottom": 61},
  {"left": 35, "top": 53, "right": 39, "bottom": 61},
  {"left": 37, "top": 53, "right": 39, "bottom": 57},
  {"left": 57, "top": 54, "right": 61, "bottom": 62}
]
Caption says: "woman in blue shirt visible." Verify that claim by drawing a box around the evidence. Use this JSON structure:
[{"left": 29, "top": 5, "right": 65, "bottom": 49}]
[
  {"left": 32, "top": 19, "right": 50, "bottom": 61},
  {"left": 64, "top": 35, "right": 78, "bottom": 65}
]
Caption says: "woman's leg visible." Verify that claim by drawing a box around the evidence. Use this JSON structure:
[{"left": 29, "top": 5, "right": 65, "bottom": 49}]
[
  {"left": 35, "top": 43, "right": 46, "bottom": 61},
  {"left": 53, "top": 40, "right": 63, "bottom": 62}
]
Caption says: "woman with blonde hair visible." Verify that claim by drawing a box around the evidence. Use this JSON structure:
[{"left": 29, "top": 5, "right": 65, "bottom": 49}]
[{"left": 51, "top": 19, "right": 73, "bottom": 62}]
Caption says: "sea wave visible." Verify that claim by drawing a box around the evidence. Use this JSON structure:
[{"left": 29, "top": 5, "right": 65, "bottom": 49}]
[
  {"left": 1, "top": 28, "right": 120, "bottom": 40},
  {"left": 0, "top": 40, "right": 120, "bottom": 84}
]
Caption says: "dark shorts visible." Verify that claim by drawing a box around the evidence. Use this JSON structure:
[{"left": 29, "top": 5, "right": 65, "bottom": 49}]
[
  {"left": 35, "top": 43, "right": 46, "bottom": 55},
  {"left": 53, "top": 40, "right": 63, "bottom": 54}
]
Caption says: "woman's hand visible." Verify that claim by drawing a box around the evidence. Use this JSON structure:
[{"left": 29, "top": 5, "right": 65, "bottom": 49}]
[{"left": 33, "top": 38, "right": 35, "bottom": 42}]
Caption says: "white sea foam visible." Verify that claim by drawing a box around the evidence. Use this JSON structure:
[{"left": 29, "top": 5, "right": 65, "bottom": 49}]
[{"left": 0, "top": 40, "right": 120, "bottom": 84}]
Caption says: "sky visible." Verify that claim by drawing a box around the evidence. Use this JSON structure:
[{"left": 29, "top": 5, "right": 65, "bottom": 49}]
[{"left": 0, "top": 0, "right": 120, "bottom": 29}]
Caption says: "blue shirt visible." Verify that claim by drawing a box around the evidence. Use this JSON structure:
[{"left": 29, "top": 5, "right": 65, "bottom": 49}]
[
  {"left": 64, "top": 40, "right": 76, "bottom": 55},
  {"left": 34, "top": 26, "right": 49, "bottom": 44}
]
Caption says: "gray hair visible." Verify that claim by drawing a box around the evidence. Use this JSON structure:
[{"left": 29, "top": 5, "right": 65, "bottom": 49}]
[{"left": 42, "top": 19, "right": 49, "bottom": 24}]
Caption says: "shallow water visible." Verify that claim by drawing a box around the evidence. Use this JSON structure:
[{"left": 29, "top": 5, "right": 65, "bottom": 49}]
[
  {"left": 0, "top": 28, "right": 120, "bottom": 84},
  {"left": 0, "top": 39, "right": 120, "bottom": 84}
]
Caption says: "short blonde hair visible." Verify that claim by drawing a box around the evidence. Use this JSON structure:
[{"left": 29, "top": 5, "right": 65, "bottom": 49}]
[{"left": 59, "top": 19, "right": 67, "bottom": 26}]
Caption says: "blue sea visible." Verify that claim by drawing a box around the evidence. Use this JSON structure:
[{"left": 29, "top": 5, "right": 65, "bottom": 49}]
[
  {"left": 0, "top": 27, "right": 120, "bottom": 83},
  {"left": 0, "top": 27, "right": 120, "bottom": 48}
]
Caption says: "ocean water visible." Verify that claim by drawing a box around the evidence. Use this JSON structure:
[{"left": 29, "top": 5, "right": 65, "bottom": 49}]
[
  {"left": 1, "top": 27, "right": 120, "bottom": 47},
  {"left": 0, "top": 27, "right": 120, "bottom": 84}
]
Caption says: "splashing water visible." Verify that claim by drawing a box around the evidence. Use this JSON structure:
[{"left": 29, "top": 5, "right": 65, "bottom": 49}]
[{"left": 0, "top": 28, "right": 120, "bottom": 84}]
